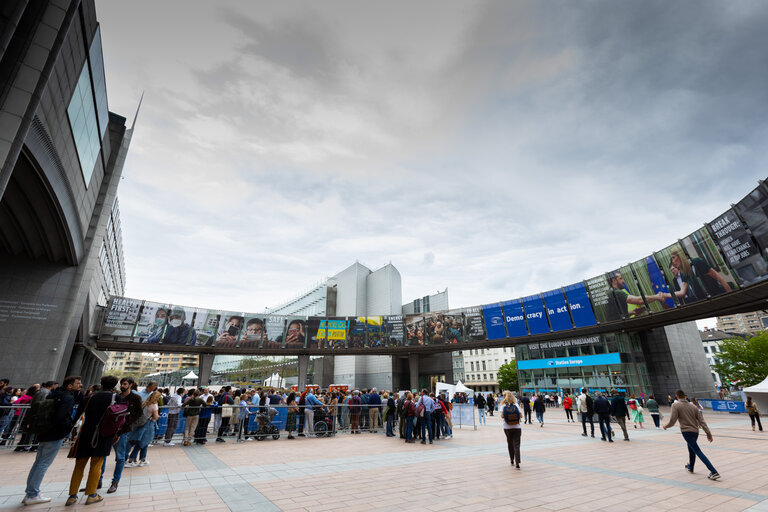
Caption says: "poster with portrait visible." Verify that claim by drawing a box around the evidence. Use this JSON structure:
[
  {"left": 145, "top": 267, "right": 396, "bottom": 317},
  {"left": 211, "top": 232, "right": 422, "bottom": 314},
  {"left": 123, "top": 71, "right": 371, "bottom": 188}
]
[
  {"left": 442, "top": 311, "right": 464, "bottom": 343},
  {"left": 631, "top": 256, "right": 676, "bottom": 312},
  {"left": 604, "top": 266, "right": 649, "bottom": 320},
  {"left": 365, "top": 317, "right": 384, "bottom": 348},
  {"left": 161, "top": 305, "right": 197, "bottom": 346},
  {"left": 383, "top": 315, "right": 405, "bottom": 346},
  {"left": 134, "top": 301, "right": 170, "bottom": 343},
  {"left": 463, "top": 307, "right": 485, "bottom": 341},
  {"left": 215, "top": 311, "right": 245, "bottom": 348},
  {"left": 405, "top": 315, "right": 424, "bottom": 346},
  {"left": 263, "top": 315, "right": 285, "bottom": 349},
  {"left": 189, "top": 309, "right": 220, "bottom": 347},
  {"left": 101, "top": 297, "right": 141, "bottom": 338},
  {"left": 239, "top": 314, "right": 264, "bottom": 349},
  {"left": 348, "top": 317, "right": 366, "bottom": 348},
  {"left": 655, "top": 242, "right": 697, "bottom": 306},
  {"left": 709, "top": 208, "right": 768, "bottom": 287},
  {"left": 422, "top": 313, "right": 449, "bottom": 345},
  {"left": 585, "top": 275, "right": 612, "bottom": 323},
  {"left": 682, "top": 228, "right": 740, "bottom": 296},
  {"left": 283, "top": 317, "right": 307, "bottom": 349}
]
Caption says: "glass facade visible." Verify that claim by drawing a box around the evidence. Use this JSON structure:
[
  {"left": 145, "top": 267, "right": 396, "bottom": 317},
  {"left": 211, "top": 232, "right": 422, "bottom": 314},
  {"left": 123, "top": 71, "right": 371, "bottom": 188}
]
[
  {"left": 67, "top": 26, "right": 109, "bottom": 188},
  {"left": 517, "top": 333, "right": 651, "bottom": 397}
]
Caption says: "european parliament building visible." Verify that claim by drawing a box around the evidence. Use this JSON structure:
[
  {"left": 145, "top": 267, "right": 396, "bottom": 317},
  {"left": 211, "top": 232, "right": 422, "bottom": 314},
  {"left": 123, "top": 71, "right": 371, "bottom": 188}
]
[{"left": 0, "top": 1, "right": 131, "bottom": 385}]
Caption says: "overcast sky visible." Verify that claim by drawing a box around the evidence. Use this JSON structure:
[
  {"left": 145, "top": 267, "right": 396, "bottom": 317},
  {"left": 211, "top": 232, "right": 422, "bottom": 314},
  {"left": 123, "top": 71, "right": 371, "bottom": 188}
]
[{"left": 97, "top": 1, "right": 768, "bottom": 322}]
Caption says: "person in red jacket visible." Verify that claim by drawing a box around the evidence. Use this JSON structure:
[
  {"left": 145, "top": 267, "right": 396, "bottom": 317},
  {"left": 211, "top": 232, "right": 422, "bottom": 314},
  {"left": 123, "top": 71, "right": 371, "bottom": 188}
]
[{"left": 563, "top": 394, "right": 575, "bottom": 423}]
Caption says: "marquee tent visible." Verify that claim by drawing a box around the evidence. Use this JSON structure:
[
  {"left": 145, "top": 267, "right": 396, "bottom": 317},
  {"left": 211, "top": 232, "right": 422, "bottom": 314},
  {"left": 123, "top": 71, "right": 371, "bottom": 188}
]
[{"left": 743, "top": 375, "right": 768, "bottom": 412}]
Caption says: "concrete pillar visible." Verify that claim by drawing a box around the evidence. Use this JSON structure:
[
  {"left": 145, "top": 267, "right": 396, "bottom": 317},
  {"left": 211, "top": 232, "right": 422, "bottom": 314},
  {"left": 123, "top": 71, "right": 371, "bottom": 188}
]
[
  {"left": 198, "top": 354, "right": 215, "bottom": 386},
  {"left": 298, "top": 355, "right": 310, "bottom": 390},
  {"left": 409, "top": 353, "right": 419, "bottom": 392}
]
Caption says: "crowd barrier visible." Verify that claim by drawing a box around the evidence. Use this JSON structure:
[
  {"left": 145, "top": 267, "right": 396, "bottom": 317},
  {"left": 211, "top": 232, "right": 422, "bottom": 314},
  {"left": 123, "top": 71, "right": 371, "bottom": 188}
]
[{"left": 0, "top": 402, "right": 477, "bottom": 448}]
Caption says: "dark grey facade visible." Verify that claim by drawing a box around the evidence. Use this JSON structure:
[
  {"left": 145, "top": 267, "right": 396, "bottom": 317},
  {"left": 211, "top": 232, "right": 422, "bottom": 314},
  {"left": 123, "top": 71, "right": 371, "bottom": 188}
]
[{"left": 0, "top": 0, "right": 131, "bottom": 386}]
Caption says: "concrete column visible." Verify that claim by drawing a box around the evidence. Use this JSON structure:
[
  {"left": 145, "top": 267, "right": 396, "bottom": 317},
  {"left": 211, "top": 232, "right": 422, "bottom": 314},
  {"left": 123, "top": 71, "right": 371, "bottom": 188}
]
[
  {"left": 298, "top": 355, "right": 310, "bottom": 390},
  {"left": 198, "top": 354, "right": 215, "bottom": 386},
  {"left": 409, "top": 353, "right": 419, "bottom": 392}
]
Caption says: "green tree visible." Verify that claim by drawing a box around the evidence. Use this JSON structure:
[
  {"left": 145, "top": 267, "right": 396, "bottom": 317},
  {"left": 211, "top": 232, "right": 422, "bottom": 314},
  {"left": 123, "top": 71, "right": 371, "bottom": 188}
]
[
  {"left": 497, "top": 361, "right": 519, "bottom": 392},
  {"left": 712, "top": 332, "right": 768, "bottom": 388}
]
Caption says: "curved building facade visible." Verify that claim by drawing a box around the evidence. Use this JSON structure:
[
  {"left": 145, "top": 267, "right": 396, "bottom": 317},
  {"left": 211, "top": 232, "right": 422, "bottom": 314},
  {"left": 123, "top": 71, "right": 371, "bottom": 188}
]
[{"left": 0, "top": 1, "right": 132, "bottom": 386}]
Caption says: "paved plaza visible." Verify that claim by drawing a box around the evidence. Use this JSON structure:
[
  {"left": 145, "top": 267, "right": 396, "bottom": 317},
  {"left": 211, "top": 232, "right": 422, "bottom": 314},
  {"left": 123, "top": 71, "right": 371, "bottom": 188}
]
[{"left": 0, "top": 409, "right": 766, "bottom": 512}]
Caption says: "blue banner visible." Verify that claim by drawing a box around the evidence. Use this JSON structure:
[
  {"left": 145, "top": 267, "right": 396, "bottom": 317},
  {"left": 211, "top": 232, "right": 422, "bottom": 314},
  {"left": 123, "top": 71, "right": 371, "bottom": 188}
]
[
  {"left": 563, "top": 282, "right": 597, "bottom": 328},
  {"left": 521, "top": 294, "right": 549, "bottom": 335},
  {"left": 542, "top": 289, "right": 573, "bottom": 332},
  {"left": 482, "top": 303, "right": 507, "bottom": 340},
  {"left": 517, "top": 352, "right": 622, "bottom": 370},
  {"left": 645, "top": 255, "right": 676, "bottom": 309},
  {"left": 697, "top": 399, "right": 747, "bottom": 413},
  {"left": 501, "top": 299, "right": 528, "bottom": 337}
]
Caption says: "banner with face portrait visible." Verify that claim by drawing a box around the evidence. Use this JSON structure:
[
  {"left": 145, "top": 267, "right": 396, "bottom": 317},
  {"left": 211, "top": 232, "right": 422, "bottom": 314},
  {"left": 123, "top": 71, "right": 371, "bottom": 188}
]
[
  {"left": 101, "top": 297, "right": 141, "bottom": 337},
  {"left": 162, "top": 305, "right": 197, "bottom": 346},
  {"left": 604, "top": 266, "right": 649, "bottom": 320},
  {"left": 442, "top": 312, "right": 464, "bottom": 343},
  {"left": 263, "top": 316, "right": 285, "bottom": 349},
  {"left": 405, "top": 315, "right": 424, "bottom": 346},
  {"left": 682, "top": 228, "right": 740, "bottom": 296},
  {"left": 283, "top": 317, "right": 307, "bottom": 349},
  {"left": 135, "top": 301, "right": 170, "bottom": 343},
  {"left": 422, "top": 313, "right": 449, "bottom": 345},
  {"left": 627, "top": 257, "right": 672, "bottom": 314},
  {"left": 654, "top": 242, "right": 696, "bottom": 306},
  {"left": 239, "top": 314, "right": 265, "bottom": 349},
  {"left": 215, "top": 312, "right": 244, "bottom": 348}
]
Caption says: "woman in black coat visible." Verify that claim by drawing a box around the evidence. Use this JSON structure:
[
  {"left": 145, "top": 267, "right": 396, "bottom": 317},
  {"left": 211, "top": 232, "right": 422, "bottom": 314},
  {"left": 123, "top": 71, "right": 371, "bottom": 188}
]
[
  {"left": 533, "top": 395, "right": 547, "bottom": 427},
  {"left": 67, "top": 376, "right": 119, "bottom": 506}
]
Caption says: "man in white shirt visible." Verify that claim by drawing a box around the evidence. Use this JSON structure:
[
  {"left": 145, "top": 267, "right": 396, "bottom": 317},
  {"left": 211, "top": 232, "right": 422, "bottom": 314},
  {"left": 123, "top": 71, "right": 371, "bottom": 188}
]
[{"left": 164, "top": 388, "right": 184, "bottom": 446}]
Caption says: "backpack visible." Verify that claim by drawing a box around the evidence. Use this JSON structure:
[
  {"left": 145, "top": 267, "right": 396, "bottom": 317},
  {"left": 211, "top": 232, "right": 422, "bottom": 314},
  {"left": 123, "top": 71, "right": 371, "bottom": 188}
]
[
  {"left": 132, "top": 404, "right": 149, "bottom": 428},
  {"left": 397, "top": 398, "right": 405, "bottom": 416},
  {"left": 416, "top": 397, "right": 425, "bottom": 418},
  {"left": 25, "top": 398, "right": 56, "bottom": 434},
  {"left": 98, "top": 394, "right": 130, "bottom": 438},
  {"left": 407, "top": 400, "right": 416, "bottom": 417},
  {"left": 502, "top": 404, "right": 521, "bottom": 426}
]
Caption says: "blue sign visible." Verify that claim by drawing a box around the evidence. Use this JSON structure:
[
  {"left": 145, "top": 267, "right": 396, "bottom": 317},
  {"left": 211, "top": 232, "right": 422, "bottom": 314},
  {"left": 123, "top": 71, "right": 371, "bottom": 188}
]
[
  {"left": 517, "top": 352, "right": 622, "bottom": 370},
  {"left": 521, "top": 294, "right": 549, "bottom": 335},
  {"left": 563, "top": 282, "right": 597, "bottom": 328},
  {"left": 542, "top": 289, "right": 573, "bottom": 332},
  {"left": 482, "top": 303, "right": 507, "bottom": 340},
  {"left": 501, "top": 299, "right": 528, "bottom": 337},
  {"left": 697, "top": 400, "right": 747, "bottom": 413}
]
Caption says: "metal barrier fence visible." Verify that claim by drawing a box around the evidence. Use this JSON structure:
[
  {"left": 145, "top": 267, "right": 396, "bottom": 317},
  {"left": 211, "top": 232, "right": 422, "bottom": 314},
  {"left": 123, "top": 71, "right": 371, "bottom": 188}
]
[{"left": 1, "top": 402, "right": 476, "bottom": 449}]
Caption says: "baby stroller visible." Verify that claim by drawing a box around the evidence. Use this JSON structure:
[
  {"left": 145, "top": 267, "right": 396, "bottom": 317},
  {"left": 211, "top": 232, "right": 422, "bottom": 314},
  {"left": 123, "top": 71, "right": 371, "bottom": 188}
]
[
  {"left": 313, "top": 407, "right": 335, "bottom": 438},
  {"left": 254, "top": 410, "right": 281, "bottom": 441}
]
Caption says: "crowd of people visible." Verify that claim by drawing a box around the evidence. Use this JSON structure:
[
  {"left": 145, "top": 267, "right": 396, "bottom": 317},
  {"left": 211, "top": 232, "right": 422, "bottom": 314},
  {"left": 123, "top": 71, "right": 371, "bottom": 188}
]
[{"left": 1, "top": 375, "right": 760, "bottom": 506}]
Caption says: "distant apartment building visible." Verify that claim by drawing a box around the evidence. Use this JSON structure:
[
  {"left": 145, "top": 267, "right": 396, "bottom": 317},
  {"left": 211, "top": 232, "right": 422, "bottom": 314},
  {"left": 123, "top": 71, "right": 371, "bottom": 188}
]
[
  {"left": 716, "top": 310, "right": 768, "bottom": 335},
  {"left": 462, "top": 346, "right": 516, "bottom": 394}
]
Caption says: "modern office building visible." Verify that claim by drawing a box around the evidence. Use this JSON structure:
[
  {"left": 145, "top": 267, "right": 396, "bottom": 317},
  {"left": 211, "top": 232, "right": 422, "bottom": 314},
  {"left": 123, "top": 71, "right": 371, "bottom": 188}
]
[
  {"left": 716, "top": 310, "right": 768, "bottom": 335},
  {"left": 0, "top": 1, "right": 132, "bottom": 385}
]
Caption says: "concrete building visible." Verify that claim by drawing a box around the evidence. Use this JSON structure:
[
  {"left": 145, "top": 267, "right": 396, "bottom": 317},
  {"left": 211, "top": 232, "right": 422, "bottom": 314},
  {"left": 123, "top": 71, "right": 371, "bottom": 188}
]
[
  {"left": 463, "top": 346, "right": 516, "bottom": 394},
  {"left": 0, "top": 1, "right": 132, "bottom": 385},
  {"left": 716, "top": 310, "right": 768, "bottom": 335}
]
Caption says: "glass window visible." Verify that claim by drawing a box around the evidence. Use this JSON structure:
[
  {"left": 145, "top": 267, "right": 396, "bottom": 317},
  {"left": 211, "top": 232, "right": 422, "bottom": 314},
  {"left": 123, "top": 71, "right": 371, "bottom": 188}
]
[{"left": 67, "top": 63, "right": 100, "bottom": 186}]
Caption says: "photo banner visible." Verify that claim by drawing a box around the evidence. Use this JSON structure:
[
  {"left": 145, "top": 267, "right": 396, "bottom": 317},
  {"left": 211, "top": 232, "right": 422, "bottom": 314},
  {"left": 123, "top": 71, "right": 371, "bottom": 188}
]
[
  {"left": 463, "top": 307, "right": 485, "bottom": 341},
  {"left": 482, "top": 303, "right": 507, "bottom": 340},
  {"left": 655, "top": 242, "right": 698, "bottom": 305},
  {"left": 502, "top": 299, "right": 528, "bottom": 338},
  {"left": 162, "top": 305, "right": 196, "bottom": 345},
  {"left": 190, "top": 309, "right": 219, "bottom": 347},
  {"left": 521, "top": 294, "right": 549, "bottom": 335},
  {"left": 405, "top": 315, "right": 424, "bottom": 346},
  {"left": 365, "top": 316, "right": 383, "bottom": 348},
  {"left": 306, "top": 316, "right": 324, "bottom": 349},
  {"left": 101, "top": 297, "right": 141, "bottom": 337},
  {"left": 709, "top": 208, "right": 768, "bottom": 286},
  {"left": 541, "top": 289, "right": 573, "bottom": 332},
  {"left": 215, "top": 312, "right": 244, "bottom": 348},
  {"left": 383, "top": 315, "right": 405, "bottom": 347},
  {"left": 263, "top": 316, "right": 284, "bottom": 349},
  {"left": 443, "top": 312, "right": 464, "bottom": 343},
  {"left": 682, "top": 228, "right": 739, "bottom": 296},
  {"left": 240, "top": 314, "right": 264, "bottom": 349},
  {"left": 628, "top": 258, "right": 672, "bottom": 313},
  {"left": 585, "top": 275, "right": 612, "bottom": 323},
  {"left": 563, "top": 282, "right": 597, "bottom": 328},
  {"left": 605, "top": 266, "right": 650, "bottom": 320},
  {"left": 735, "top": 184, "right": 768, "bottom": 259},
  {"left": 348, "top": 317, "right": 366, "bottom": 348},
  {"left": 135, "top": 302, "right": 170, "bottom": 343},
  {"left": 283, "top": 317, "right": 307, "bottom": 349},
  {"left": 423, "top": 313, "right": 448, "bottom": 345}
]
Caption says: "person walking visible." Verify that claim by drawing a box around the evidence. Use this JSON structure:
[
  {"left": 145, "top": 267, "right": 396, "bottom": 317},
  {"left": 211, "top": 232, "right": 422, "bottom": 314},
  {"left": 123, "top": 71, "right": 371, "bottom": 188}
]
[
  {"left": 522, "top": 395, "right": 532, "bottom": 424},
  {"left": 98, "top": 377, "right": 143, "bottom": 495},
  {"left": 66, "top": 376, "right": 119, "bottom": 506},
  {"left": 487, "top": 393, "right": 495, "bottom": 417},
  {"left": 746, "top": 396, "right": 763, "bottom": 432},
  {"left": 664, "top": 389, "right": 720, "bottom": 480},
  {"left": 533, "top": 395, "right": 546, "bottom": 427},
  {"left": 593, "top": 392, "right": 613, "bottom": 442},
  {"left": 475, "top": 393, "right": 486, "bottom": 426},
  {"left": 22, "top": 376, "right": 81, "bottom": 505},
  {"left": 501, "top": 391, "right": 523, "bottom": 469},
  {"left": 646, "top": 395, "right": 661, "bottom": 429},
  {"left": 417, "top": 390, "right": 435, "bottom": 444},
  {"left": 164, "top": 388, "right": 184, "bottom": 446},
  {"left": 181, "top": 390, "right": 204, "bottom": 446},
  {"left": 628, "top": 394, "right": 645, "bottom": 429},
  {"left": 577, "top": 389, "right": 595, "bottom": 437},
  {"left": 610, "top": 390, "right": 630, "bottom": 441},
  {"left": 126, "top": 391, "right": 161, "bottom": 467}
]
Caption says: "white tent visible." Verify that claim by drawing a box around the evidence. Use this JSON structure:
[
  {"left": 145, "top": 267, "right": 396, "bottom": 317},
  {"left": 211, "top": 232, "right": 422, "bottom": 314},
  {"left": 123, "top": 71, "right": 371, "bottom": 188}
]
[
  {"left": 743, "top": 375, "right": 768, "bottom": 413},
  {"left": 182, "top": 371, "right": 198, "bottom": 380},
  {"left": 264, "top": 372, "right": 284, "bottom": 388},
  {"left": 455, "top": 381, "right": 473, "bottom": 394},
  {"left": 436, "top": 382, "right": 456, "bottom": 400}
]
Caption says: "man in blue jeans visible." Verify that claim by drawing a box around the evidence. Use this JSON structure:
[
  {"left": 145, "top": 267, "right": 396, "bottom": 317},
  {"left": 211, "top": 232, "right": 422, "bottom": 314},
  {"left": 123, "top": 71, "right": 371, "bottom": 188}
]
[
  {"left": 418, "top": 390, "right": 435, "bottom": 444},
  {"left": 22, "top": 375, "right": 82, "bottom": 505},
  {"left": 664, "top": 389, "right": 720, "bottom": 480}
]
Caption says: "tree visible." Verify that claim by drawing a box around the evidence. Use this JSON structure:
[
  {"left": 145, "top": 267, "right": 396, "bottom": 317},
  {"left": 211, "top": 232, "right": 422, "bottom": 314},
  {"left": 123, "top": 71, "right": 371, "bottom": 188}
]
[
  {"left": 712, "top": 332, "right": 768, "bottom": 388},
  {"left": 497, "top": 361, "right": 519, "bottom": 392}
]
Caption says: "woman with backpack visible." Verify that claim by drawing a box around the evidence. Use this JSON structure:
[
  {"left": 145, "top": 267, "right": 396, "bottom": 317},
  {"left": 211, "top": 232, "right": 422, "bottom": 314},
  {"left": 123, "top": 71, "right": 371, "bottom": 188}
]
[
  {"left": 501, "top": 391, "right": 523, "bottom": 469},
  {"left": 126, "top": 391, "right": 161, "bottom": 467},
  {"left": 746, "top": 396, "right": 763, "bottom": 431}
]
